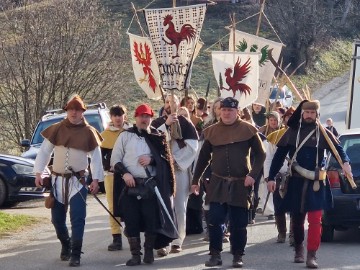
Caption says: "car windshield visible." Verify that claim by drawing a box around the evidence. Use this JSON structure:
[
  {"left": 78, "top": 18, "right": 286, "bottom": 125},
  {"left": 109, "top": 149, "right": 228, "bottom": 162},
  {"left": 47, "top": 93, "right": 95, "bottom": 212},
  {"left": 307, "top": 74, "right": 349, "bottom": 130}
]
[
  {"left": 269, "top": 88, "right": 285, "bottom": 99},
  {"left": 31, "top": 114, "right": 104, "bottom": 145},
  {"left": 328, "top": 134, "right": 360, "bottom": 177}
]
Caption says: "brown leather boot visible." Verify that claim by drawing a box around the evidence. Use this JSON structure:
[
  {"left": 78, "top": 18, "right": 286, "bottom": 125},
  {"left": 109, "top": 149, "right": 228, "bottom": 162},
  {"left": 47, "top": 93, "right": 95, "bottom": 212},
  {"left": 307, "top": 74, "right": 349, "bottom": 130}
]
[
  {"left": 306, "top": 250, "right": 318, "bottom": 268},
  {"left": 294, "top": 244, "right": 304, "bottom": 263},
  {"left": 126, "top": 237, "right": 142, "bottom": 266},
  {"left": 205, "top": 249, "right": 222, "bottom": 267},
  {"left": 275, "top": 214, "right": 287, "bottom": 243}
]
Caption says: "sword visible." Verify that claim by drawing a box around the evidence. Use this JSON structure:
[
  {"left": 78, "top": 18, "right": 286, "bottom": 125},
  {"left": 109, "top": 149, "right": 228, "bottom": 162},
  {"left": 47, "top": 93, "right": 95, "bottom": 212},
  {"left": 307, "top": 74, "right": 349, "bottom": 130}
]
[
  {"left": 153, "top": 185, "right": 179, "bottom": 236},
  {"left": 262, "top": 191, "right": 271, "bottom": 215},
  {"left": 92, "top": 193, "right": 123, "bottom": 228},
  {"left": 67, "top": 166, "right": 122, "bottom": 227}
]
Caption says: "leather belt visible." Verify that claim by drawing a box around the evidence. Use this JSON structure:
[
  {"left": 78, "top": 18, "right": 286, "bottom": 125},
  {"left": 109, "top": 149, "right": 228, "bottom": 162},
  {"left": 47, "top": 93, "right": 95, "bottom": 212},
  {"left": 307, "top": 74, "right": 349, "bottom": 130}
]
[
  {"left": 134, "top": 177, "right": 150, "bottom": 185},
  {"left": 212, "top": 172, "right": 243, "bottom": 181},
  {"left": 52, "top": 170, "right": 86, "bottom": 184}
]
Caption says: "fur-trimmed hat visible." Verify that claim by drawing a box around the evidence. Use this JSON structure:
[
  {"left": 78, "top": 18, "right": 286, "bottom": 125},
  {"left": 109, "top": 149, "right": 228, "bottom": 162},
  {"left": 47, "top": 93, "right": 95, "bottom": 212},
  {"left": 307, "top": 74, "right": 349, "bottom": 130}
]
[
  {"left": 63, "top": 95, "right": 86, "bottom": 111},
  {"left": 301, "top": 100, "right": 320, "bottom": 111}
]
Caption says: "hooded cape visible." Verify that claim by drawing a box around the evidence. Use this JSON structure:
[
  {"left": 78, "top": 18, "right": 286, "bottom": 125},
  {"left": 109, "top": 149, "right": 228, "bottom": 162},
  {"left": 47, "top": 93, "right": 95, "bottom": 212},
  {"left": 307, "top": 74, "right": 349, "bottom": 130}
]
[{"left": 41, "top": 118, "right": 102, "bottom": 152}]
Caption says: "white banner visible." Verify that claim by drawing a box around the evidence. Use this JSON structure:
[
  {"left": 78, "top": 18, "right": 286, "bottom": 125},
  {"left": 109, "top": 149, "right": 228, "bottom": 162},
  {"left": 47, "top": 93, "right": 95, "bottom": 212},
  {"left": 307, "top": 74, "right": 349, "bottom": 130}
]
[
  {"left": 144, "top": 4, "right": 206, "bottom": 91},
  {"left": 212, "top": 51, "right": 259, "bottom": 108},
  {"left": 128, "top": 33, "right": 162, "bottom": 100},
  {"left": 229, "top": 30, "right": 283, "bottom": 105}
]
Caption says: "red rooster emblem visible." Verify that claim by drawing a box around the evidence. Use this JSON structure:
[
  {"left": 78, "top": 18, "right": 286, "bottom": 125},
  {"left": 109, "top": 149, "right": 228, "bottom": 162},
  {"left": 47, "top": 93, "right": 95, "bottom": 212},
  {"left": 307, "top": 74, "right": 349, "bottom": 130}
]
[
  {"left": 133, "top": 41, "right": 157, "bottom": 93},
  {"left": 222, "top": 57, "right": 252, "bottom": 97},
  {"left": 162, "top": 14, "right": 196, "bottom": 59}
]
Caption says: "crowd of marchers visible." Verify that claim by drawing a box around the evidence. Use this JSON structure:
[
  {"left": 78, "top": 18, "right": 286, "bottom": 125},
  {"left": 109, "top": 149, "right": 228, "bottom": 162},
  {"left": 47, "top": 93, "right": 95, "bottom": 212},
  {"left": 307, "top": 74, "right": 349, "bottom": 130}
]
[{"left": 33, "top": 94, "right": 351, "bottom": 269}]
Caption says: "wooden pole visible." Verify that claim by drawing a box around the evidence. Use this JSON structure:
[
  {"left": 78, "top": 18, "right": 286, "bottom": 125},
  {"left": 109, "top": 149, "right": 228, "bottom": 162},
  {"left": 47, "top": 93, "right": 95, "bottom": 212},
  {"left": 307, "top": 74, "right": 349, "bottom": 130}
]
[
  {"left": 173, "top": 0, "right": 176, "bottom": 8},
  {"left": 268, "top": 51, "right": 357, "bottom": 189},
  {"left": 232, "top": 13, "right": 236, "bottom": 52},
  {"left": 256, "top": 0, "right": 266, "bottom": 36}
]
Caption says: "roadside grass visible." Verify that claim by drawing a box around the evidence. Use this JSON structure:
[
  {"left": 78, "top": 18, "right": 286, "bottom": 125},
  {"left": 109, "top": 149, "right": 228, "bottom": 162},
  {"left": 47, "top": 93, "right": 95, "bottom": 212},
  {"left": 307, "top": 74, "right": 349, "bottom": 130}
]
[
  {"left": 0, "top": 211, "right": 41, "bottom": 237},
  {"left": 292, "top": 39, "right": 353, "bottom": 95}
]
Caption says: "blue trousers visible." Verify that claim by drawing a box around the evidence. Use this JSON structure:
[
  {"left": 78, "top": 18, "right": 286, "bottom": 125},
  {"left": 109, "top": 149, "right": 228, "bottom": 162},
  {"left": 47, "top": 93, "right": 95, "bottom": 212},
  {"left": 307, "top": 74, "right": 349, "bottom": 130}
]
[
  {"left": 209, "top": 202, "right": 248, "bottom": 255},
  {"left": 51, "top": 187, "right": 88, "bottom": 241}
]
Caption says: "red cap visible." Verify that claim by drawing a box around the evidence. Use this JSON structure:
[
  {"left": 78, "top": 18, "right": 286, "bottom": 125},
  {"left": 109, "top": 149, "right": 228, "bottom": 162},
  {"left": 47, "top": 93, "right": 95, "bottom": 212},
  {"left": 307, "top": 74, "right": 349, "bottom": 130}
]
[{"left": 134, "top": 104, "right": 154, "bottom": 117}]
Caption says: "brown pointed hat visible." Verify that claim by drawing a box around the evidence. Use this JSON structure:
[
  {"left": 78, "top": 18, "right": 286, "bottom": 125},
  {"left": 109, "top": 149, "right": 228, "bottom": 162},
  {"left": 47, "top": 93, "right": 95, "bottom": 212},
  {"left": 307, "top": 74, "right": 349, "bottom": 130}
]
[{"left": 63, "top": 94, "right": 86, "bottom": 111}]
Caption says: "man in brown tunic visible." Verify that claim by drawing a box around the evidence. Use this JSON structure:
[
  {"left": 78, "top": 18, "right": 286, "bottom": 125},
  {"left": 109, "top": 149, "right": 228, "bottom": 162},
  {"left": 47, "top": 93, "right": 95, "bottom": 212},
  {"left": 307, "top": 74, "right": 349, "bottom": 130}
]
[{"left": 191, "top": 97, "right": 266, "bottom": 268}]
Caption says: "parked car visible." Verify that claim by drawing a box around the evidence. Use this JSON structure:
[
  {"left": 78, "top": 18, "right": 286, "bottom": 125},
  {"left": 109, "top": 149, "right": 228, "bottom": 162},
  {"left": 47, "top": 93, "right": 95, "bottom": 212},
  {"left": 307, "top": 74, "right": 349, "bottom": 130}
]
[
  {"left": 21, "top": 102, "right": 110, "bottom": 159},
  {"left": 268, "top": 85, "right": 294, "bottom": 109},
  {"left": 0, "top": 153, "right": 49, "bottom": 207},
  {"left": 322, "top": 128, "right": 360, "bottom": 242}
]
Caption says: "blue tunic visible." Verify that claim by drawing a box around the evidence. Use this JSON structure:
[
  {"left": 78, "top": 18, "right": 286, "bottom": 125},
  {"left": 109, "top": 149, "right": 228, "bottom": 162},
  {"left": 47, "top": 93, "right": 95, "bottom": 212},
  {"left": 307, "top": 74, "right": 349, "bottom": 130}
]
[{"left": 269, "top": 123, "right": 349, "bottom": 213}]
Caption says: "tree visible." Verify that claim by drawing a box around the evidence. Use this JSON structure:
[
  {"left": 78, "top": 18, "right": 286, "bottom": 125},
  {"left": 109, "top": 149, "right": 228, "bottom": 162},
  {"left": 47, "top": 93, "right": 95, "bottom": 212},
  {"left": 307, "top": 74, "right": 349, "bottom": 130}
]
[{"left": 0, "top": 0, "right": 126, "bottom": 153}]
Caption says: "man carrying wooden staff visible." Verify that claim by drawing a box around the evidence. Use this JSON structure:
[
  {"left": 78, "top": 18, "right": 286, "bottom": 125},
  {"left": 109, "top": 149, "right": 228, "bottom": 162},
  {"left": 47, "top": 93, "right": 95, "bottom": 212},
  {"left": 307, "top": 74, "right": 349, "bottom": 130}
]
[{"left": 267, "top": 100, "right": 352, "bottom": 268}]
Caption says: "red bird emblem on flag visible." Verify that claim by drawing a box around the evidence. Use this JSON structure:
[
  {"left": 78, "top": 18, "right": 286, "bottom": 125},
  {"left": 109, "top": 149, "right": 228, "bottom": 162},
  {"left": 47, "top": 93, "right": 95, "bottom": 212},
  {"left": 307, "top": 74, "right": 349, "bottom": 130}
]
[
  {"left": 222, "top": 57, "right": 252, "bottom": 97},
  {"left": 162, "top": 14, "right": 196, "bottom": 59},
  {"left": 133, "top": 42, "right": 157, "bottom": 92}
]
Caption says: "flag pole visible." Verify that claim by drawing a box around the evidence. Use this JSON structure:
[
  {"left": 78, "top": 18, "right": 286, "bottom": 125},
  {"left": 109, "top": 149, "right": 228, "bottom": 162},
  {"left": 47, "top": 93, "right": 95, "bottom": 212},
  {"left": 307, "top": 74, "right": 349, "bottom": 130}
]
[
  {"left": 256, "top": 0, "right": 266, "bottom": 36},
  {"left": 268, "top": 52, "right": 357, "bottom": 189}
]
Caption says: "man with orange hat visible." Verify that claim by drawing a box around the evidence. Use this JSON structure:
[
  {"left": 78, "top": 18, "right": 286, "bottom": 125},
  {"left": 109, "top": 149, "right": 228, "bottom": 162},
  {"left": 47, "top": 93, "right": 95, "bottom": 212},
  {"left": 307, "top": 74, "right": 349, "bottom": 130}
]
[
  {"left": 34, "top": 94, "right": 104, "bottom": 267},
  {"left": 267, "top": 100, "right": 352, "bottom": 268},
  {"left": 111, "top": 104, "right": 177, "bottom": 266}
]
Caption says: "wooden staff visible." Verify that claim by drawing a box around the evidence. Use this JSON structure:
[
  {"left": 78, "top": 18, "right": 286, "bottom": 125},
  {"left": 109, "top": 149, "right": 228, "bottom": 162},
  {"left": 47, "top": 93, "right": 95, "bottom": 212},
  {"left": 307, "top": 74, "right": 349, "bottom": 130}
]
[
  {"left": 256, "top": 0, "right": 266, "bottom": 36},
  {"left": 268, "top": 51, "right": 357, "bottom": 189}
]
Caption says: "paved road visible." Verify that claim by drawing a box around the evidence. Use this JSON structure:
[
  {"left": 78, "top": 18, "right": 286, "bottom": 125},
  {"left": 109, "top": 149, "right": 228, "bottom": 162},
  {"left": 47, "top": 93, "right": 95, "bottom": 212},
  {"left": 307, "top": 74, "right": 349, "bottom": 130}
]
[
  {"left": 1, "top": 73, "right": 360, "bottom": 269},
  {"left": 1, "top": 195, "right": 360, "bottom": 270},
  {"left": 313, "top": 72, "right": 350, "bottom": 134}
]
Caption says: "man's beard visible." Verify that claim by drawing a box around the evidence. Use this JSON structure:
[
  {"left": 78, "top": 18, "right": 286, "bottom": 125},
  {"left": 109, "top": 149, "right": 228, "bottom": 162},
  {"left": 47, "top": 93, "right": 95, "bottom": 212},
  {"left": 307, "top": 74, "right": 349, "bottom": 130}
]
[
  {"left": 164, "top": 106, "right": 171, "bottom": 115},
  {"left": 303, "top": 118, "right": 316, "bottom": 124}
]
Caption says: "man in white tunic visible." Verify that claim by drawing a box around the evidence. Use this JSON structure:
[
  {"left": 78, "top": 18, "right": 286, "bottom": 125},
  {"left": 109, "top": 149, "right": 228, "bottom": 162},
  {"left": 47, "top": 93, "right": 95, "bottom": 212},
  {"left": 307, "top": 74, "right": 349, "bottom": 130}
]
[
  {"left": 152, "top": 94, "right": 199, "bottom": 255},
  {"left": 34, "top": 95, "right": 103, "bottom": 267}
]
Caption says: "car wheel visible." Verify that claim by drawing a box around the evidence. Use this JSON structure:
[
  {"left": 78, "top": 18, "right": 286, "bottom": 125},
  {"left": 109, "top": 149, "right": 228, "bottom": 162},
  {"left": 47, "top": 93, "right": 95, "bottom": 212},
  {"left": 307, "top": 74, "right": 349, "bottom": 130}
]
[
  {"left": 0, "top": 178, "right": 8, "bottom": 207},
  {"left": 321, "top": 224, "right": 334, "bottom": 242}
]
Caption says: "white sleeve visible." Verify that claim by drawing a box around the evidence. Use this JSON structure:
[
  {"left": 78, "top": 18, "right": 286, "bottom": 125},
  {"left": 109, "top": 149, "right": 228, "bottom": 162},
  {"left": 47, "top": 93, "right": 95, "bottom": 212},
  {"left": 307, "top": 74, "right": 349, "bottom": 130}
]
[
  {"left": 173, "top": 139, "right": 198, "bottom": 171},
  {"left": 263, "top": 140, "right": 274, "bottom": 179},
  {"left": 157, "top": 123, "right": 171, "bottom": 142},
  {"left": 89, "top": 146, "right": 104, "bottom": 181},
  {"left": 34, "top": 139, "right": 54, "bottom": 174},
  {"left": 110, "top": 132, "right": 126, "bottom": 167}
]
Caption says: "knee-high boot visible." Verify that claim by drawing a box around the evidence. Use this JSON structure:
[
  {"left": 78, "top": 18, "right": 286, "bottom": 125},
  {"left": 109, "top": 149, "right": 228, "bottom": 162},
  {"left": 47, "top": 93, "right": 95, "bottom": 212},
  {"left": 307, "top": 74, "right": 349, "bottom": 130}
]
[
  {"left": 58, "top": 234, "right": 71, "bottom": 261},
  {"left": 275, "top": 214, "right": 287, "bottom": 243},
  {"left": 69, "top": 240, "right": 82, "bottom": 267},
  {"left": 143, "top": 233, "right": 156, "bottom": 264},
  {"left": 126, "top": 237, "right": 142, "bottom": 266}
]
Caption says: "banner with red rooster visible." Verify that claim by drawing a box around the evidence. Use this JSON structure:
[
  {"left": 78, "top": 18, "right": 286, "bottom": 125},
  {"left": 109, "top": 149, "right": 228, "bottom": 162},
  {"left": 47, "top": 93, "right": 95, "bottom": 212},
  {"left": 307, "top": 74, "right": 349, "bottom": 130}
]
[
  {"left": 229, "top": 30, "right": 283, "bottom": 105},
  {"left": 212, "top": 52, "right": 259, "bottom": 108},
  {"left": 128, "top": 33, "right": 162, "bottom": 100},
  {"left": 144, "top": 4, "right": 206, "bottom": 91}
]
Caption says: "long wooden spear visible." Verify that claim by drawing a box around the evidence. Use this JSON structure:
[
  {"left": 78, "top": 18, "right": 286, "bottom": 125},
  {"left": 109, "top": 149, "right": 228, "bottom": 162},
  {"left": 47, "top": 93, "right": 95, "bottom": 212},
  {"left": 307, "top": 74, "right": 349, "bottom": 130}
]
[{"left": 268, "top": 51, "right": 357, "bottom": 189}]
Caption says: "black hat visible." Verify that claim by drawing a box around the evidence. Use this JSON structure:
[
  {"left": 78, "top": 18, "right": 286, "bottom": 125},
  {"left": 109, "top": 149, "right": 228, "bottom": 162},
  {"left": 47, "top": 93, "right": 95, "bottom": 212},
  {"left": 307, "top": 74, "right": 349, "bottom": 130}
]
[{"left": 220, "top": 97, "right": 239, "bottom": 109}]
